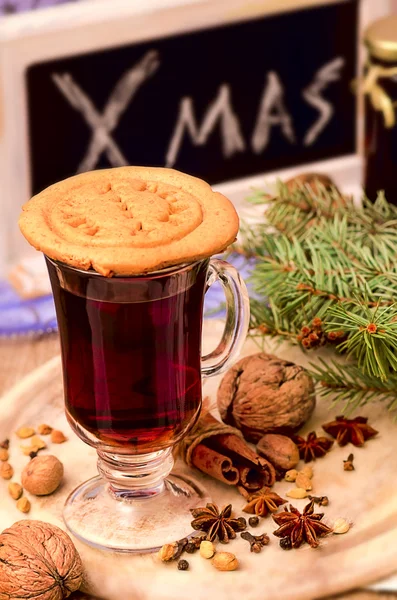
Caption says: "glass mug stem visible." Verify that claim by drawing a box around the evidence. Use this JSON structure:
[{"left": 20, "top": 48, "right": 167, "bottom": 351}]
[
  {"left": 97, "top": 449, "right": 174, "bottom": 499},
  {"left": 46, "top": 256, "right": 249, "bottom": 551},
  {"left": 91, "top": 259, "right": 249, "bottom": 500}
]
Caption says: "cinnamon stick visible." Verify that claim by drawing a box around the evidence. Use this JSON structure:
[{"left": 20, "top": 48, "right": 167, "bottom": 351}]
[
  {"left": 182, "top": 413, "right": 276, "bottom": 491},
  {"left": 191, "top": 444, "right": 239, "bottom": 485}
]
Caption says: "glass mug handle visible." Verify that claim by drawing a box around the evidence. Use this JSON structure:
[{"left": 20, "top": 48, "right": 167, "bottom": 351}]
[{"left": 201, "top": 258, "right": 250, "bottom": 377}]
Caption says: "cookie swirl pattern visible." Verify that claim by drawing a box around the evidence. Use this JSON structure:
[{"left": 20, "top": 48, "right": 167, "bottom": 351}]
[{"left": 19, "top": 167, "right": 239, "bottom": 276}]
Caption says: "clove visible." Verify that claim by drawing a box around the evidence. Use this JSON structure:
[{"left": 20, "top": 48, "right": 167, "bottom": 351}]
[
  {"left": 174, "top": 537, "right": 189, "bottom": 560},
  {"left": 343, "top": 453, "right": 354, "bottom": 471},
  {"left": 241, "top": 531, "right": 269, "bottom": 553},
  {"left": 308, "top": 495, "right": 329, "bottom": 506},
  {"left": 191, "top": 533, "right": 207, "bottom": 548},
  {"left": 0, "top": 439, "right": 9, "bottom": 450}
]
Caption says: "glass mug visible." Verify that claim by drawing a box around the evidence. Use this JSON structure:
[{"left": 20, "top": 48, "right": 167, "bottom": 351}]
[{"left": 46, "top": 255, "right": 249, "bottom": 552}]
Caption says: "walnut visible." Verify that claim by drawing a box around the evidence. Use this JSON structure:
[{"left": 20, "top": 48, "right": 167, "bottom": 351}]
[
  {"left": 284, "top": 173, "right": 339, "bottom": 195},
  {"left": 0, "top": 520, "right": 83, "bottom": 599},
  {"left": 257, "top": 434, "right": 300, "bottom": 471},
  {"left": 21, "top": 455, "right": 64, "bottom": 496},
  {"left": 217, "top": 353, "right": 315, "bottom": 442}
]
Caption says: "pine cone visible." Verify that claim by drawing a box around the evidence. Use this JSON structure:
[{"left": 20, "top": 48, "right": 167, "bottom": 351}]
[{"left": 297, "top": 318, "right": 326, "bottom": 349}]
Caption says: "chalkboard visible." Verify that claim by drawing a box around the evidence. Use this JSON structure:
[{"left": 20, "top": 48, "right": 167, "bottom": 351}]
[{"left": 26, "top": 0, "right": 358, "bottom": 194}]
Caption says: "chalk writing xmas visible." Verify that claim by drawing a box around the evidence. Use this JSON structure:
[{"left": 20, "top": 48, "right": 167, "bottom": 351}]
[{"left": 52, "top": 49, "right": 344, "bottom": 174}]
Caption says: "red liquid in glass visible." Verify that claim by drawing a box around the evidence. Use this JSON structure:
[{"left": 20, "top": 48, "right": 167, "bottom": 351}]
[{"left": 47, "top": 260, "right": 207, "bottom": 454}]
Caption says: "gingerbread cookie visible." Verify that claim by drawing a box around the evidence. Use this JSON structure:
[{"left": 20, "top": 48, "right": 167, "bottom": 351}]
[{"left": 19, "top": 167, "right": 239, "bottom": 276}]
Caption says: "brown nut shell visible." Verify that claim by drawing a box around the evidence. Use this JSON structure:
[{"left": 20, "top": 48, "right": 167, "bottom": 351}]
[
  {"left": 284, "top": 173, "right": 339, "bottom": 195},
  {"left": 16, "top": 426, "right": 35, "bottom": 439},
  {"left": 37, "top": 424, "right": 53, "bottom": 435},
  {"left": 51, "top": 430, "right": 67, "bottom": 444},
  {"left": 217, "top": 353, "right": 315, "bottom": 442},
  {"left": 8, "top": 482, "right": 23, "bottom": 500},
  {"left": 16, "top": 497, "right": 31, "bottom": 514},
  {"left": 257, "top": 434, "right": 300, "bottom": 471},
  {"left": 0, "top": 462, "right": 14, "bottom": 480},
  {"left": 21, "top": 455, "right": 63, "bottom": 496},
  {"left": 0, "top": 520, "right": 83, "bottom": 597},
  {"left": 212, "top": 552, "right": 238, "bottom": 571}
]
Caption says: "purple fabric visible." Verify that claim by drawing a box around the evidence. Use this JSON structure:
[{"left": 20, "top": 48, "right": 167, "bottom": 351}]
[
  {"left": 0, "top": 0, "right": 79, "bottom": 15},
  {"left": 0, "top": 279, "right": 57, "bottom": 337},
  {"left": 0, "top": 253, "right": 253, "bottom": 337},
  {"left": 203, "top": 253, "right": 255, "bottom": 319}
]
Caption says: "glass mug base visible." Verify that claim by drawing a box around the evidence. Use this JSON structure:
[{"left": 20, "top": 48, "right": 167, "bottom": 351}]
[
  {"left": 46, "top": 256, "right": 249, "bottom": 553},
  {"left": 63, "top": 472, "right": 210, "bottom": 553}
]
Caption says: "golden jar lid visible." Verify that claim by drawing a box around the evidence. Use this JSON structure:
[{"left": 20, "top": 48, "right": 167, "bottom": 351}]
[{"left": 364, "top": 15, "right": 397, "bottom": 62}]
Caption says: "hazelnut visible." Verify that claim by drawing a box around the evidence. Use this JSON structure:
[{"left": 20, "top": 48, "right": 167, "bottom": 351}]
[
  {"left": 285, "top": 469, "right": 298, "bottom": 482},
  {"left": 333, "top": 518, "right": 350, "bottom": 534},
  {"left": 0, "top": 448, "right": 9, "bottom": 461},
  {"left": 16, "top": 497, "right": 31, "bottom": 513},
  {"left": 257, "top": 434, "right": 300, "bottom": 471},
  {"left": 30, "top": 436, "right": 47, "bottom": 450},
  {"left": 200, "top": 540, "right": 215, "bottom": 558},
  {"left": 21, "top": 436, "right": 47, "bottom": 456},
  {"left": 158, "top": 542, "right": 177, "bottom": 562},
  {"left": 21, "top": 455, "right": 63, "bottom": 496},
  {"left": 301, "top": 466, "right": 313, "bottom": 479},
  {"left": 286, "top": 488, "right": 308, "bottom": 499},
  {"left": 212, "top": 552, "right": 238, "bottom": 571},
  {"left": 8, "top": 482, "right": 23, "bottom": 500},
  {"left": 295, "top": 473, "right": 312, "bottom": 491},
  {"left": 51, "top": 430, "right": 67, "bottom": 444},
  {"left": 0, "top": 462, "right": 14, "bottom": 480},
  {"left": 37, "top": 424, "right": 53, "bottom": 435},
  {"left": 16, "top": 426, "right": 35, "bottom": 439}
]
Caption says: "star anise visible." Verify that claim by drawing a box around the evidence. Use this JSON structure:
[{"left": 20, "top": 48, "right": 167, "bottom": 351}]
[
  {"left": 242, "top": 487, "right": 287, "bottom": 517},
  {"left": 293, "top": 431, "right": 333, "bottom": 462},
  {"left": 322, "top": 416, "right": 378, "bottom": 447},
  {"left": 272, "top": 500, "right": 332, "bottom": 548},
  {"left": 190, "top": 503, "right": 246, "bottom": 543}
]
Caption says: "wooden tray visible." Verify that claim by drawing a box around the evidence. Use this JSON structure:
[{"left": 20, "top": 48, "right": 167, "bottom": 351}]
[{"left": 1, "top": 321, "right": 397, "bottom": 600}]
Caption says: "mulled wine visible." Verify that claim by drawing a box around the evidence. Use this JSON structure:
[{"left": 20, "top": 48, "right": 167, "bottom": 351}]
[{"left": 46, "top": 259, "right": 208, "bottom": 454}]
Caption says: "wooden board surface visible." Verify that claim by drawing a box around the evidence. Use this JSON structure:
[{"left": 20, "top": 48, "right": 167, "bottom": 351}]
[
  {"left": 0, "top": 334, "right": 59, "bottom": 395},
  {"left": 1, "top": 325, "right": 397, "bottom": 600}
]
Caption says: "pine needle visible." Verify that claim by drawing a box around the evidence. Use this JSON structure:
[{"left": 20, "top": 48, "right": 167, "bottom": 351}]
[{"left": 240, "top": 180, "right": 397, "bottom": 411}]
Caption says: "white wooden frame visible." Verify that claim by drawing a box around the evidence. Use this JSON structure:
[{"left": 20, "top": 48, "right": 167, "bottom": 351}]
[{"left": 0, "top": 0, "right": 391, "bottom": 270}]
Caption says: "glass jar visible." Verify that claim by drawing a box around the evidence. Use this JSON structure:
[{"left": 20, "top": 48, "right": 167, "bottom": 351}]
[{"left": 363, "top": 16, "right": 397, "bottom": 204}]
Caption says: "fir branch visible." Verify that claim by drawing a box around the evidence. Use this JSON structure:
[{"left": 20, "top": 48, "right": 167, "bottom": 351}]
[
  {"left": 326, "top": 303, "right": 397, "bottom": 380},
  {"left": 309, "top": 359, "right": 397, "bottom": 413},
  {"left": 249, "top": 298, "right": 299, "bottom": 340},
  {"left": 241, "top": 180, "right": 397, "bottom": 409},
  {"left": 248, "top": 181, "right": 397, "bottom": 242},
  {"left": 248, "top": 181, "right": 352, "bottom": 240}
]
